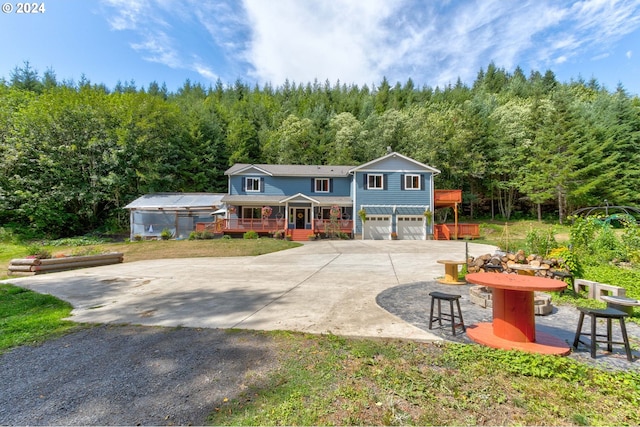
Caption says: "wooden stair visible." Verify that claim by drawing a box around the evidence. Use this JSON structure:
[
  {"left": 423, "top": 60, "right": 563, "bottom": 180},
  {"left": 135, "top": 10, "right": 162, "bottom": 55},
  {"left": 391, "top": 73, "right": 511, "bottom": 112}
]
[{"left": 289, "top": 229, "right": 312, "bottom": 242}]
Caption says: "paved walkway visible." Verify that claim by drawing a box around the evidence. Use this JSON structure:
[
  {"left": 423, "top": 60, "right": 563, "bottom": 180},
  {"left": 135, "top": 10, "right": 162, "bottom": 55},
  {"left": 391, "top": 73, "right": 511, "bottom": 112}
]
[{"left": 4, "top": 240, "right": 639, "bottom": 371}]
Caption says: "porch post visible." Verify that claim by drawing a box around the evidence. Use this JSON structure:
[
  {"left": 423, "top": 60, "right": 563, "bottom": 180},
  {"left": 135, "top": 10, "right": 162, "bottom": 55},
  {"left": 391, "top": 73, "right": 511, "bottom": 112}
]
[{"left": 284, "top": 202, "right": 289, "bottom": 232}]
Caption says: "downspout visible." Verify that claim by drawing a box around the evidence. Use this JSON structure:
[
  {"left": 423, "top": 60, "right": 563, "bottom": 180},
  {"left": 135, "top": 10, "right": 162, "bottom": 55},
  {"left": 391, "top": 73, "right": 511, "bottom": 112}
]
[
  {"left": 129, "top": 209, "right": 134, "bottom": 240},
  {"left": 352, "top": 171, "right": 358, "bottom": 238}
]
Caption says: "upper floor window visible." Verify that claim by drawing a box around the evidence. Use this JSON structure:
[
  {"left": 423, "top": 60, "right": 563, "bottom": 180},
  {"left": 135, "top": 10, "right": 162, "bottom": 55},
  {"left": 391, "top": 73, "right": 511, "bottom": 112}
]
[
  {"left": 245, "top": 177, "right": 261, "bottom": 192},
  {"left": 404, "top": 174, "right": 421, "bottom": 190},
  {"left": 367, "top": 174, "right": 384, "bottom": 190},
  {"left": 314, "top": 178, "right": 330, "bottom": 193}
]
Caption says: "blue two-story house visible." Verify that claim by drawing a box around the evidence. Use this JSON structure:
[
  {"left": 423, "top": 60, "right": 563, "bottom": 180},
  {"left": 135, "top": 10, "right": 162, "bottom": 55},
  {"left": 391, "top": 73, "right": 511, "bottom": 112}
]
[{"left": 220, "top": 151, "right": 450, "bottom": 240}]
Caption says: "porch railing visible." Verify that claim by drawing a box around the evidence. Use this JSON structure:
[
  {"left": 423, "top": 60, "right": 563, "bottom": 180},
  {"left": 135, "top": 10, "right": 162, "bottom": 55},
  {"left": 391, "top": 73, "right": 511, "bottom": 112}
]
[
  {"left": 312, "top": 219, "right": 353, "bottom": 233},
  {"left": 434, "top": 223, "right": 480, "bottom": 240}
]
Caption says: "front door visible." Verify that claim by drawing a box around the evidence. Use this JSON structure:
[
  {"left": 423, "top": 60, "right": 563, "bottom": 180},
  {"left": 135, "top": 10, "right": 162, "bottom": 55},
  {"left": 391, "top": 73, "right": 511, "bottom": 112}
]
[{"left": 295, "top": 208, "right": 306, "bottom": 229}]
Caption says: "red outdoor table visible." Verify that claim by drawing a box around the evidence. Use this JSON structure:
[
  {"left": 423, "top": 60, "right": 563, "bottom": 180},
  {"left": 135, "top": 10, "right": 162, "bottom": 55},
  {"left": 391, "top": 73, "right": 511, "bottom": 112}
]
[{"left": 465, "top": 272, "right": 571, "bottom": 356}]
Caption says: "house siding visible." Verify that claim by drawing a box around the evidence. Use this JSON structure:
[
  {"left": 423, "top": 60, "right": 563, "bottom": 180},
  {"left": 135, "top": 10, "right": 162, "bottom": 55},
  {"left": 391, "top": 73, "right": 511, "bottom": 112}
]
[
  {"left": 230, "top": 175, "right": 351, "bottom": 197},
  {"left": 224, "top": 152, "right": 438, "bottom": 239},
  {"left": 354, "top": 169, "right": 433, "bottom": 234}
]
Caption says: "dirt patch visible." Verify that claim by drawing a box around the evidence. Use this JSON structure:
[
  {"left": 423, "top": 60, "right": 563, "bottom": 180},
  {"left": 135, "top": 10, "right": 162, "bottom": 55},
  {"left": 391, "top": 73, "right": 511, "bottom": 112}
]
[{"left": 0, "top": 325, "right": 281, "bottom": 426}]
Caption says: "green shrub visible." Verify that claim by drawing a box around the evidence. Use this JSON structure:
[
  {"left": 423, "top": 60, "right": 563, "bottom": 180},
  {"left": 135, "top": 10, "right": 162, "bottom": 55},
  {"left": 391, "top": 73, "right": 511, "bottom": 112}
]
[
  {"left": 524, "top": 225, "right": 557, "bottom": 256},
  {"left": 70, "top": 246, "right": 104, "bottom": 257},
  {"left": 243, "top": 230, "right": 259, "bottom": 239},
  {"left": 591, "top": 224, "right": 626, "bottom": 261},
  {"left": 0, "top": 227, "right": 18, "bottom": 244},
  {"left": 221, "top": 235, "right": 232, "bottom": 240},
  {"left": 188, "top": 230, "right": 215, "bottom": 240},
  {"left": 569, "top": 216, "right": 599, "bottom": 252},
  {"left": 160, "top": 228, "right": 172, "bottom": 240},
  {"left": 46, "top": 236, "right": 109, "bottom": 247},
  {"left": 548, "top": 246, "right": 583, "bottom": 278},
  {"left": 26, "top": 244, "right": 51, "bottom": 259},
  {"left": 621, "top": 222, "right": 640, "bottom": 263}
]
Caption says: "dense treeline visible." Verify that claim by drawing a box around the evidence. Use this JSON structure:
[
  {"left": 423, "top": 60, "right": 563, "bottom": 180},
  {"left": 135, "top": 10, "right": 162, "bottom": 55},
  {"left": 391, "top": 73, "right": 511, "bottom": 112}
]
[{"left": 1, "top": 62, "right": 639, "bottom": 237}]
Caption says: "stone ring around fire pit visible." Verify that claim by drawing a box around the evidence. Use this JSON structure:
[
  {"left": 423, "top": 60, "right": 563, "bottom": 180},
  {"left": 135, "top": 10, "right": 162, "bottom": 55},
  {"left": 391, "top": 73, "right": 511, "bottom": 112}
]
[{"left": 469, "top": 285, "right": 553, "bottom": 315}]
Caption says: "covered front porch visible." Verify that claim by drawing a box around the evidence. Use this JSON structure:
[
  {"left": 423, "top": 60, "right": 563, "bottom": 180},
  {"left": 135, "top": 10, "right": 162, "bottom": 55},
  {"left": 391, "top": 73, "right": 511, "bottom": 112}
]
[{"left": 211, "top": 194, "right": 354, "bottom": 240}]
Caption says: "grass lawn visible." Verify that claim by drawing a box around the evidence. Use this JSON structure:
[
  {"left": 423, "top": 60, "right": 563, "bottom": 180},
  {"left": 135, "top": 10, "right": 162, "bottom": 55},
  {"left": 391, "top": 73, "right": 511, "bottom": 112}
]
[{"left": 0, "top": 238, "right": 300, "bottom": 280}]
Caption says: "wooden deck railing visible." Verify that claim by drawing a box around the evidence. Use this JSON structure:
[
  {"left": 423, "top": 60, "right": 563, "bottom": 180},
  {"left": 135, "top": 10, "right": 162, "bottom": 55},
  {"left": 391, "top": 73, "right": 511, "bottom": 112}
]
[
  {"left": 434, "top": 223, "right": 480, "bottom": 240},
  {"left": 434, "top": 189, "right": 462, "bottom": 205}
]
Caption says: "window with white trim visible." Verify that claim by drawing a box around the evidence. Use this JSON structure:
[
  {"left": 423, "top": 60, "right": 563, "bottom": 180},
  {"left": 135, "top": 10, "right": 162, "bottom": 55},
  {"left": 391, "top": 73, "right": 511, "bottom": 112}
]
[
  {"left": 315, "top": 178, "right": 330, "bottom": 193},
  {"left": 367, "top": 174, "right": 384, "bottom": 190},
  {"left": 404, "top": 174, "right": 421, "bottom": 190},
  {"left": 245, "top": 177, "right": 261, "bottom": 192},
  {"left": 243, "top": 207, "right": 261, "bottom": 219}
]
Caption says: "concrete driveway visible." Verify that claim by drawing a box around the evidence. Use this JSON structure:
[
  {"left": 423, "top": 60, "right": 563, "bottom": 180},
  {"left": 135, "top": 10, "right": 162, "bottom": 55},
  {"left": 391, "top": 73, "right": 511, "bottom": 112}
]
[{"left": 4, "top": 240, "right": 496, "bottom": 342}]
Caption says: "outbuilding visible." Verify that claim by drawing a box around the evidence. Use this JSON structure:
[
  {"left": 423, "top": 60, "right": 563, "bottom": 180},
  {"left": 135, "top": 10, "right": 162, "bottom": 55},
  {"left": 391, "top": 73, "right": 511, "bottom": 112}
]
[{"left": 124, "top": 193, "right": 225, "bottom": 240}]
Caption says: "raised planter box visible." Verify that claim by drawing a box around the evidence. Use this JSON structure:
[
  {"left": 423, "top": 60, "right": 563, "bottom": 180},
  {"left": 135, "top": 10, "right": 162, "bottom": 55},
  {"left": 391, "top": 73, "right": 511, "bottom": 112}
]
[{"left": 8, "top": 253, "right": 124, "bottom": 275}]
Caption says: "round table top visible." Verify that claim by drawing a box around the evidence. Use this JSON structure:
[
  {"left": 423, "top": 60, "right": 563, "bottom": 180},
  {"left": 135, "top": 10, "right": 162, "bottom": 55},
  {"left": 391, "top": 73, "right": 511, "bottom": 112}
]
[
  {"left": 437, "top": 260, "right": 466, "bottom": 264},
  {"left": 465, "top": 272, "right": 567, "bottom": 292}
]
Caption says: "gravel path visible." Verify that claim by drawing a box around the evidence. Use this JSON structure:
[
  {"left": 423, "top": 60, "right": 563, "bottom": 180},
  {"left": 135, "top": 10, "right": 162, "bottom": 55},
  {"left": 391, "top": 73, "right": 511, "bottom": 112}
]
[{"left": 0, "top": 325, "right": 280, "bottom": 426}]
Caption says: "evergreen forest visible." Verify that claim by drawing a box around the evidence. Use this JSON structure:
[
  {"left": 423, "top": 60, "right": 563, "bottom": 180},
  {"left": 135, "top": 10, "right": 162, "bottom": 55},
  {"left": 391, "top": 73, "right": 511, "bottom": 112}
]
[{"left": 1, "top": 62, "right": 639, "bottom": 238}]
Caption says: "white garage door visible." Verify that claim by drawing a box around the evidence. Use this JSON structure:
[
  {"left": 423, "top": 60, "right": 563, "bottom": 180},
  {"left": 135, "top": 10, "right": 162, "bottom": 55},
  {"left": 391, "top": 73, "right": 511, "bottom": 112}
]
[
  {"left": 365, "top": 215, "right": 391, "bottom": 240},
  {"left": 397, "top": 216, "right": 424, "bottom": 240}
]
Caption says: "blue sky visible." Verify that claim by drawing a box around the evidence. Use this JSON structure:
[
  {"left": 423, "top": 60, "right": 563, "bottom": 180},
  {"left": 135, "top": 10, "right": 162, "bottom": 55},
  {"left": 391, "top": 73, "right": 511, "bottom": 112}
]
[{"left": 1, "top": 0, "right": 640, "bottom": 95}]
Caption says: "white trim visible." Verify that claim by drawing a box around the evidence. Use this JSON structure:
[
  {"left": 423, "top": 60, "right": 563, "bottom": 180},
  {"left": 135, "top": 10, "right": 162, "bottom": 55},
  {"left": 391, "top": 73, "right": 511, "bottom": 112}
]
[
  {"left": 350, "top": 151, "right": 441, "bottom": 174},
  {"left": 314, "top": 177, "right": 330, "bottom": 193},
  {"left": 404, "top": 174, "right": 421, "bottom": 190},
  {"left": 280, "top": 192, "right": 320, "bottom": 204},
  {"left": 231, "top": 164, "right": 273, "bottom": 176},
  {"left": 367, "top": 173, "right": 384, "bottom": 190}
]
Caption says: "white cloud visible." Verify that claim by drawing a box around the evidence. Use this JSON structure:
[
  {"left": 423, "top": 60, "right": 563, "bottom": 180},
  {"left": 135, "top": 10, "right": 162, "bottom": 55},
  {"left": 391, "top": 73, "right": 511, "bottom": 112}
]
[
  {"left": 627, "top": 50, "right": 633, "bottom": 59},
  {"left": 101, "top": 0, "right": 640, "bottom": 89},
  {"left": 131, "top": 31, "right": 181, "bottom": 68},
  {"left": 241, "top": 0, "right": 400, "bottom": 86},
  {"left": 193, "top": 62, "right": 219, "bottom": 81}
]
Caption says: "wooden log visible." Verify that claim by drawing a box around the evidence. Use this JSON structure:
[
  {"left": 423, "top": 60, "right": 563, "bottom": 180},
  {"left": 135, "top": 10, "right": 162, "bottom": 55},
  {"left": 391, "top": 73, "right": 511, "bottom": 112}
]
[
  {"left": 7, "top": 265, "right": 33, "bottom": 272},
  {"left": 37, "top": 253, "right": 123, "bottom": 266},
  {"left": 31, "top": 259, "right": 122, "bottom": 272},
  {"left": 9, "top": 258, "right": 41, "bottom": 266}
]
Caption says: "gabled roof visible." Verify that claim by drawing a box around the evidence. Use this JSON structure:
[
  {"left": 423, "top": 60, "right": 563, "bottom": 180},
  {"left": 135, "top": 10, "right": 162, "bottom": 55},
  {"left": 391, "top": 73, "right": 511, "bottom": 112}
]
[
  {"left": 349, "top": 151, "right": 441, "bottom": 174},
  {"left": 280, "top": 193, "right": 320, "bottom": 204},
  {"left": 225, "top": 163, "right": 354, "bottom": 177},
  {"left": 124, "top": 193, "right": 225, "bottom": 210}
]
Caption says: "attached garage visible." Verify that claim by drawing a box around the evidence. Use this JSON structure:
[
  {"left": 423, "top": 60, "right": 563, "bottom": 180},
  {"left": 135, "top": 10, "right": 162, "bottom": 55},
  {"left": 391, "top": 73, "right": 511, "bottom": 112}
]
[
  {"left": 365, "top": 215, "right": 391, "bottom": 240},
  {"left": 397, "top": 216, "right": 425, "bottom": 240}
]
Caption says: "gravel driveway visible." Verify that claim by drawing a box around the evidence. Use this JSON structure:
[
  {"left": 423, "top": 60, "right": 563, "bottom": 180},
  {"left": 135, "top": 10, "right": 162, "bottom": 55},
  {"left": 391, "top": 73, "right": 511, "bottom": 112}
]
[{"left": 0, "top": 325, "right": 280, "bottom": 426}]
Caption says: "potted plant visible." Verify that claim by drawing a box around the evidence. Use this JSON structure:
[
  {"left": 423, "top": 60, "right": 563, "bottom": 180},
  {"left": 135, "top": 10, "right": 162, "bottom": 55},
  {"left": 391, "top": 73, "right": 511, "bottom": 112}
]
[
  {"left": 358, "top": 208, "right": 367, "bottom": 224},
  {"left": 307, "top": 233, "right": 317, "bottom": 241},
  {"left": 423, "top": 209, "right": 433, "bottom": 226},
  {"left": 285, "top": 233, "right": 292, "bottom": 241}
]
